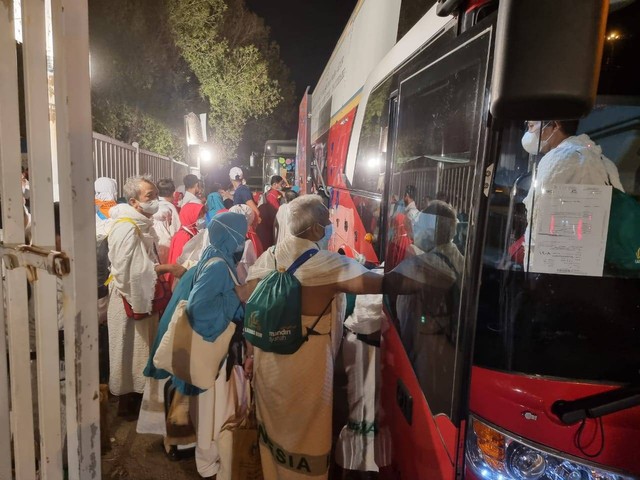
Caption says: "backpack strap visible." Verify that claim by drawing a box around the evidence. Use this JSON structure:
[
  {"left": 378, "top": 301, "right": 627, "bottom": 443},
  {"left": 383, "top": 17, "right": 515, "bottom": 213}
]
[
  {"left": 286, "top": 249, "right": 319, "bottom": 275},
  {"left": 307, "top": 298, "right": 333, "bottom": 336}
]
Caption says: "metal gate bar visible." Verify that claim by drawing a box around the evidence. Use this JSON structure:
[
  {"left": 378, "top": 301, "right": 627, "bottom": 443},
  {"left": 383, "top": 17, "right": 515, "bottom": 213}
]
[
  {"left": 0, "top": 2, "right": 37, "bottom": 478},
  {"left": 22, "top": 0, "right": 64, "bottom": 477},
  {"left": 50, "top": 0, "right": 101, "bottom": 477}
]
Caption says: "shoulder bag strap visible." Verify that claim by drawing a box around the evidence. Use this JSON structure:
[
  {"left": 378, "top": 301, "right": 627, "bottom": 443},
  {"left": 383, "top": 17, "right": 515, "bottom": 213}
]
[
  {"left": 201, "top": 257, "right": 240, "bottom": 286},
  {"left": 111, "top": 217, "right": 142, "bottom": 237}
]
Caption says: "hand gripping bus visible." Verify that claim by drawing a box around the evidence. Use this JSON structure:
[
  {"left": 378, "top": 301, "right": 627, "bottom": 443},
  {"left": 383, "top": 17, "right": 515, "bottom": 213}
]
[{"left": 300, "top": 0, "right": 640, "bottom": 478}]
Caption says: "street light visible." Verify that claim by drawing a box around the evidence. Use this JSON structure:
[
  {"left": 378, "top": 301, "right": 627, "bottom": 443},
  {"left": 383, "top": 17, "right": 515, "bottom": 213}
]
[
  {"left": 200, "top": 145, "right": 214, "bottom": 164},
  {"left": 605, "top": 31, "right": 622, "bottom": 66}
]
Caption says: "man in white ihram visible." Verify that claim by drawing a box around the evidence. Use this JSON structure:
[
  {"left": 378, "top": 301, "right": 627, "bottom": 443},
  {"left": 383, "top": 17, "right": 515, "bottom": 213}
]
[
  {"left": 107, "top": 175, "right": 186, "bottom": 416},
  {"left": 521, "top": 120, "right": 624, "bottom": 266},
  {"left": 245, "top": 195, "right": 382, "bottom": 480}
]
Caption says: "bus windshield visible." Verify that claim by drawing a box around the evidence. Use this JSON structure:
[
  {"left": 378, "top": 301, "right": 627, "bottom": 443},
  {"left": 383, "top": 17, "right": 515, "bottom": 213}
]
[
  {"left": 475, "top": 2, "right": 640, "bottom": 385},
  {"left": 476, "top": 102, "right": 640, "bottom": 385}
]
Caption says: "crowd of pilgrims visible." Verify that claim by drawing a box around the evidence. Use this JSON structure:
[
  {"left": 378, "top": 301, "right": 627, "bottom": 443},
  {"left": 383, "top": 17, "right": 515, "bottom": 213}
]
[
  {"left": 3, "top": 164, "right": 464, "bottom": 479},
  {"left": 95, "top": 168, "right": 394, "bottom": 480}
]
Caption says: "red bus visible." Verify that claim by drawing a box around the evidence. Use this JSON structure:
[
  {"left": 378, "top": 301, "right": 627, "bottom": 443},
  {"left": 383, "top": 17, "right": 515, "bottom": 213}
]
[{"left": 301, "top": 0, "right": 640, "bottom": 478}]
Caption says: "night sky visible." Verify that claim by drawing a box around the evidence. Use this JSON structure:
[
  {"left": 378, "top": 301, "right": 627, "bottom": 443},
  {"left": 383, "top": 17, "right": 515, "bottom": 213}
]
[{"left": 246, "top": 0, "right": 358, "bottom": 100}]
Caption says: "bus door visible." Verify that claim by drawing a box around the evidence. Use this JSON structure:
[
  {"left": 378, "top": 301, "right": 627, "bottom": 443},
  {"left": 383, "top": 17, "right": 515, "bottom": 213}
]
[
  {"left": 380, "top": 25, "right": 493, "bottom": 479},
  {"left": 346, "top": 77, "right": 397, "bottom": 263}
]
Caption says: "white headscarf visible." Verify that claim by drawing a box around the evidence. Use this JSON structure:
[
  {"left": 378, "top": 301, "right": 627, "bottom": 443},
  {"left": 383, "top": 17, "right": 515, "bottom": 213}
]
[
  {"left": 247, "top": 236, "right": 368, "bottom": 286},
  {"left": 95, "top": 177, "right": 118, "bottom": 202},
  {"left": 229, "top": 204, "right": 255, "bottom": 227}
]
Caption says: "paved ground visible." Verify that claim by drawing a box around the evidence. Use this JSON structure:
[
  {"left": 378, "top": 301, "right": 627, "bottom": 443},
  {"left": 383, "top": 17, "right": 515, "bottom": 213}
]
[{"left": 101, "top": 350, "right": 379, "bottom": 479}]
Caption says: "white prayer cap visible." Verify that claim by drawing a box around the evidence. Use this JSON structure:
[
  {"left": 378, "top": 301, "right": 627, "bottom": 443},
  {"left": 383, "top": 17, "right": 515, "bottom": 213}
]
[
  {"left": 94, "top": 177, "right": 118, "bottom": 201},
  {"left": 229, "top": 167, "right": 244, "bottom": 180}
]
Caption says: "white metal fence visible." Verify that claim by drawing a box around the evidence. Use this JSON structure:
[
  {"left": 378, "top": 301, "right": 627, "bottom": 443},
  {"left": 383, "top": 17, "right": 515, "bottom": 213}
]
[
  {"left": 1, "top": 2, "right": 196, "bottom": 478},
  {"left": 93, "top": 132, "right": 192, "bottom": 196},
  {"left": 1, "top": 0, "right": 100, "bottom": 478}
]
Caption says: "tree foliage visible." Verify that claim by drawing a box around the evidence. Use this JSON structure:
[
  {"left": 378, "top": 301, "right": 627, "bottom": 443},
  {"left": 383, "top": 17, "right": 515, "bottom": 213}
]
[
  {"left": 89, "top": 0, "right": 204, "bottom": 159},
  {"left": 89, "top": 0, "right": 295, "bottom": 163},
  {"left": 168, "top": 0, "right": 292, "bottom": 158}
]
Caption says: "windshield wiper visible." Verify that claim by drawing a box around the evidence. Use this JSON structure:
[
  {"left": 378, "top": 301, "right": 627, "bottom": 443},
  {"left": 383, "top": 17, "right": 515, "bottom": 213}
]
[{"left": 552, "top": 384, "right": 640, "bottom": 425}]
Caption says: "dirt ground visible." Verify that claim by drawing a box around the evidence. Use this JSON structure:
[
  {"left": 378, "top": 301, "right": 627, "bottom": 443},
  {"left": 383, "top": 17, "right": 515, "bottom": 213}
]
[
  {"left": 101, "top": 352, "right": 379, "bottom": 480},
  {"left": 101, "top": 405, "right": 200, "bottom": 479}
]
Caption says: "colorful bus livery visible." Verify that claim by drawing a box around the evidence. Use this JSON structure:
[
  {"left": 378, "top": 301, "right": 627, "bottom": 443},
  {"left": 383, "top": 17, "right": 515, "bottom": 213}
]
[{"left": 302, "top": 0, "right": 640, "bottom": 478}]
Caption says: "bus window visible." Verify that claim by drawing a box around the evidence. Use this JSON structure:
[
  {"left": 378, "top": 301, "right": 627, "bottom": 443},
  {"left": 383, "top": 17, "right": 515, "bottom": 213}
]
[
  {"left": 352, "top": 77, "right": 395, "bottom": 194},
  {"left": 477, "top": 103, "right": 640, "bottom": 385},
  {"left": 385, "top": 30, "right": 490, "bottom": 420},
  {"left": 263, "top": 140, "right": 296, "bottom": 188}
]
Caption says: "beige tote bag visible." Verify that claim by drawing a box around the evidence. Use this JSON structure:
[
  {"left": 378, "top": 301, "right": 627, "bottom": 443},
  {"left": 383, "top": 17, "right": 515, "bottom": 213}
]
[{"left": 153, "top": 300, "right": 235, "bottom": 389}]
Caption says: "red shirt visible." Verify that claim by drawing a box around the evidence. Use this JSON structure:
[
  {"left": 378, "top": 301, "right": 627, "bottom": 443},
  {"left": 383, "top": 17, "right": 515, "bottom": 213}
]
[{"left": 266, "top": 188, "right": 282, "bottom": 210}]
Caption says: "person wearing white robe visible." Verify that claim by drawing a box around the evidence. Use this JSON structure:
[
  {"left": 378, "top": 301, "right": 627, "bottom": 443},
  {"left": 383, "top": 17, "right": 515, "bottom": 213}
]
[
  {"left": 229, "top": 204, "right": 257, "bottom": 284},
  {"left": 244, "top": 195, "right": 382, "bottom": 480},
  {"left": 107, "top": 175, "right": 186, "bottom": 414},
  {"left": 274, "top": 188, "right": 298, "bottom": 245},
  {"left": 335, "top": 292, "right": 386, "bottom": 473},
  {"left": 153, "top": 178, "right": 181, "bottom": 264},
  {"left": 521, "top": 120, "right": 623, "bottom": 267},
  {"left": 94, "top": 177, "right": 118, "bottom": 237}
]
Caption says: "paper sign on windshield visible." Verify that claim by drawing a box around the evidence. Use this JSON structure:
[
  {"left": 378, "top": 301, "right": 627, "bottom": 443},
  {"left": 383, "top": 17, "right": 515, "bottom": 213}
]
[{"left": 531, "top": 184, "right": 612, "bottom": 277}]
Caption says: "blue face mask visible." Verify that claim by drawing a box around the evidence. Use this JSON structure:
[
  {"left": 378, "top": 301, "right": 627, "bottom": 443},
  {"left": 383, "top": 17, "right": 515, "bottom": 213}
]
[
  {"left": 316, "top": 223, "right": 332, "bottom": 250},
  {"left": 413, "top": 213, "right": 437, "bottom": 251}
]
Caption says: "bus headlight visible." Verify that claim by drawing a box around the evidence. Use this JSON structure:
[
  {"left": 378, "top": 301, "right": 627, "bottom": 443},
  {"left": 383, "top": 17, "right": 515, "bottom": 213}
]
[
  {"left": 466, "top": 417, "right": 635, "bottom": 480},
  {"left": 506, "top": 444, "right": 547, "bottom": 479}
]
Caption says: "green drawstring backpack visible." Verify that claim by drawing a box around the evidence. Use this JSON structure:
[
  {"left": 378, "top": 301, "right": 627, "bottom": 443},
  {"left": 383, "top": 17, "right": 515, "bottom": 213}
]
[
  {"left": 244, "top": 248, "right": 332, "bottom": 354},
  {"left": 604, "top": 188, "right": 640, "bottom": 277}
]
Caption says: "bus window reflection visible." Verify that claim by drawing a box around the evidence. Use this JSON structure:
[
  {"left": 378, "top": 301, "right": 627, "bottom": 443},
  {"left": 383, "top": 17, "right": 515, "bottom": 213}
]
[{"left": 384, "top": 200, "right": 464, "bottom": 416}]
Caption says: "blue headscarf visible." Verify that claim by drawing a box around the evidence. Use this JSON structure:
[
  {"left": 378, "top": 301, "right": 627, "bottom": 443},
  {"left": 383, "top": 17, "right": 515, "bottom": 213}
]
[
  {"left": 146, "top": 212, "right": 248, "bottom": 396},
  {"left": 187, "top": 212, "right": 247, "bottom": 343},
  {"left": 198, "top": 212, "right": 247, "bottom": 277},
  {"left": 206, "top": 191, "right": 225, "bottom": 214}
]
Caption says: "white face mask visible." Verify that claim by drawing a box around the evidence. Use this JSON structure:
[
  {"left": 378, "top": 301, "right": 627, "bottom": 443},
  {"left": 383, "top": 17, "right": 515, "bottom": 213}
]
[
  {"left": 196, "top": 217, "right": 206, "bottom": 230},
  {"left": 138, "top": 199, "right": 159, "bottom": 215},
  {"left": 521, "top": 122, "right": 553, "bottom": 155}
]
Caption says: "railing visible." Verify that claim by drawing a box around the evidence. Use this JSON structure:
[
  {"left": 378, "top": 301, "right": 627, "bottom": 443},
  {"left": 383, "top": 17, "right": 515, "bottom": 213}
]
[
  {"left": 92, "top": 132, "right": 193, "bottom": 196},
  {"left": 391, "top": 163, "right": 475, "bottom": 215}
]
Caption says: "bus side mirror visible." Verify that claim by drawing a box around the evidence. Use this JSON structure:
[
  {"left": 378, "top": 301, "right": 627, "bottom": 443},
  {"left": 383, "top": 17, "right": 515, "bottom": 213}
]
[{"left": 490, "top": 0, "right": 608, "bottom": 120}]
